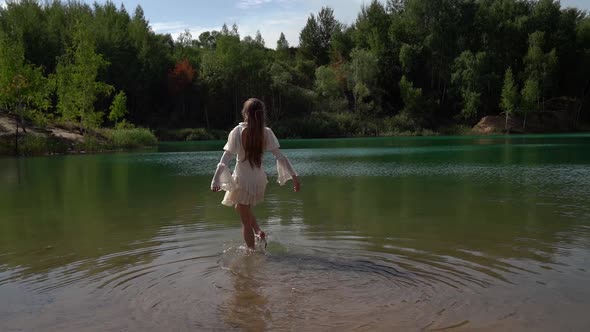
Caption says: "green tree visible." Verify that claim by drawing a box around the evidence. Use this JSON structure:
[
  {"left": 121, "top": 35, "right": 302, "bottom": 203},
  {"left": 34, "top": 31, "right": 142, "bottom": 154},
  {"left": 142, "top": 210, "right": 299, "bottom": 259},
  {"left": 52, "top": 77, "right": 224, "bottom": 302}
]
[
  {"left": 299, "top": 14, "right": 321, "bottom": 62},
  {"left": 317, "top": 7, "right": 341, "bottom": 61},
  {"left": 399, "top": 43, "right": 422, "bottom": 75},
  {"left": 315, "top": 65, "right": 346, "bottom": 112},
  {"left": 269, "top": 62, "right": 292, "bottom": 119},
  {"left": 348, "top": 48, "right": 380, "bottom": 120},
  {"left": 330, "top": 26, "right": 354, "bottom": 61},
  {"left": 215, "top": 31, "right": 243, "bottom": 122},
  {"left": 277, "top": 32, "right": 289, "bottom": 51},
  {"left": 276, "top": 32, "right": 290, "bottom": 61},
  {"left": 386, "top": 0, "right": 406, "bottom": 14},
  {"left": 1, "top": 0, "right": 589, "bottom": 141},
  {"left": 399, "top": 75, "right": 423, "bottom": 126},
  {"left": 521, "top": 78, "right": 540, "bottom": 129},
  {"left": 199, "top": 49, "right": 224, "bottom": 128},
  {"left": 524, "top": 31, "right": 558, "bottom": 111},
  {"left": 55, "top": 22, "right": 114, "bottom": 131},
  {"left": 108, "top": 90, "right": 128, "bottom": 125},
  {"left": 354, "top": 0, "right": 390, "bottom": 56},
  {"left": 0, "top": 32, "right": 51, "bottom": 154},
  {"left": 500, "top": 68, "right": 519, "bottom": 131},
  {"left": 573, "top": 16, "right": 590, "bottom": 127},
  {"left": 451, "top": 51, "right": 490, "bottom": 121},
  {"left": 254, "top": 30, "right": 265, "bottom": 47}
]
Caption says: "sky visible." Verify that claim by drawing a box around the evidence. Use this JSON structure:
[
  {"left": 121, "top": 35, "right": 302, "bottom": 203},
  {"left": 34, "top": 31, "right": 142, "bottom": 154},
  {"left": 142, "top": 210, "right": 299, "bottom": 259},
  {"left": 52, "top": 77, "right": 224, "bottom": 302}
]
[
  {"left": 2, "top": 0, "right": 590, "bottom": 48},
  {"left": 88, "top": 0, "right": 368, "bottom": 48}
]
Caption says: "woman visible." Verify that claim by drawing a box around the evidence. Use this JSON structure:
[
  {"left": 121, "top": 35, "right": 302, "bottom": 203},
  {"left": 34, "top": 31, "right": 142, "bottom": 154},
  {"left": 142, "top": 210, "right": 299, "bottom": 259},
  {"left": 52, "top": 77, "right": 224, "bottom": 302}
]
[{"left": 211, "top": 98, "right": 300, "bottom": 249}]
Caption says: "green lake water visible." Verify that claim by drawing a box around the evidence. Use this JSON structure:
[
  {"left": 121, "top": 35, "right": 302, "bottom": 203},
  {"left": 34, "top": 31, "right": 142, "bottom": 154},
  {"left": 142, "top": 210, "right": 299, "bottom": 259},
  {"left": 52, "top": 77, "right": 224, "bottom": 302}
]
[{"left": 1, "top": 134, "right": 590, "bottom": 331}]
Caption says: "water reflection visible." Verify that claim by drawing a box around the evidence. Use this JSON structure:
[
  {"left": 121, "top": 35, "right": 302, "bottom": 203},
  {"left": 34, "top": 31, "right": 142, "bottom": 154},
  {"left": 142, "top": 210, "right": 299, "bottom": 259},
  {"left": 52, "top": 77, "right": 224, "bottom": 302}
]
[
  {"left": 1, "top": 135, "right": 590, "bottom": 330},
  {"left": 221, "top": 252, "right": 270, "bottom": 331}
]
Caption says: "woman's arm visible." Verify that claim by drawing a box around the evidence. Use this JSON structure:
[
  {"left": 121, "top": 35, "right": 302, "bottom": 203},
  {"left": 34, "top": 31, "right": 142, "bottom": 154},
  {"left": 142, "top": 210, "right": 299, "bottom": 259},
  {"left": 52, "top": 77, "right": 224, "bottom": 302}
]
[
  {"left": 270, "top": 149, "right": 300, "bottom": 192},
  {"left": 211, "top": 150, "right": 235, "bottom": 192}
]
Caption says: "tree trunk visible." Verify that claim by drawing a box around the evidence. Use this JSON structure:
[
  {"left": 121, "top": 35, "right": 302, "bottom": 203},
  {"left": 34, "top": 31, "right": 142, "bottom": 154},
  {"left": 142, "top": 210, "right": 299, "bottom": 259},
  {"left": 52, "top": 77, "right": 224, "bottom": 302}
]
[
  {"left": 279, "top": 92, "right": 282, "bottom": 119},
  {"left": 234, "top": 86, "right": 239, "bottom": 122},
  {"left": 505, "top": 112, "right": 509, "bottom": 133},
  {"left": 19, "top": 113, "right": 27, "bottom": 133},
  {"left": 576, "top": 79, "right": 590, "bottom": 129},
  {"left": 523, "top": 110, "right": 528, "bottom": 130},
  {"left": 204, "top": 105, "right": 210, "bottom": 130},
  {"left": 430, "top": 64, "right": 434, "bottom": 90},
  {"left": 14, "top": 116, "right": 19, "bottom": 157},
  {"left": 270, "top": 90, "right": 275, "bottom": 121}
]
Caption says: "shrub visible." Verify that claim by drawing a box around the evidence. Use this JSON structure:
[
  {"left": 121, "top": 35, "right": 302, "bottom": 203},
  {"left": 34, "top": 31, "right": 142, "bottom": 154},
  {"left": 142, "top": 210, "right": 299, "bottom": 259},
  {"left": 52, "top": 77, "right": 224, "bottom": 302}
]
[
  {"left": 185, "top": 128, "right": 215, "bottom": 141},
  {"left": 275, "top": 112, "right": 364, "bottom": 138},
  {"left": 18, "top": 135, "right": 70, "bottom": 156},
  {"left": 156, "top": 128, "right": 226, "bottom": 141},
  {"left": 102, "top": 128, "right": 157, "bottom": 149},
  {"left": 76, "top": 135, "right": 106, "bottom": 152},
  {"left": 384, "top": 113, "right": 419, "bottom": 133},
  {"left": 438, "top": 124, "right": 473, "bottom": 136},
  {"left": 115, "top": 120, "right": 135, "bottom": 130}
]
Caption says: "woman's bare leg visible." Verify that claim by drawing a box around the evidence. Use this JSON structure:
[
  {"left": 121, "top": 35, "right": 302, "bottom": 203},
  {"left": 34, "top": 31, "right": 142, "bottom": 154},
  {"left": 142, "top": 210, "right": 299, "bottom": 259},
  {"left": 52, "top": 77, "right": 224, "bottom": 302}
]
[
  {"left": 249, "top": 212, "right": 266, "bottom": 248},
  {"left": 250, "top": 214, "right": 261, "bottom": 234},
  {"left": 236, "top": 204, "right": 255, "bottom": 248}
]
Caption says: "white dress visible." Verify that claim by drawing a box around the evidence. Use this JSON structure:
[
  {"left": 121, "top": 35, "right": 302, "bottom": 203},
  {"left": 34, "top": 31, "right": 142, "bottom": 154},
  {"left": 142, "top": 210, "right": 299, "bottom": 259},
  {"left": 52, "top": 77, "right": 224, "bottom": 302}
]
[{"left": 211, "top": 122, "right": 297, "bottom": 207}]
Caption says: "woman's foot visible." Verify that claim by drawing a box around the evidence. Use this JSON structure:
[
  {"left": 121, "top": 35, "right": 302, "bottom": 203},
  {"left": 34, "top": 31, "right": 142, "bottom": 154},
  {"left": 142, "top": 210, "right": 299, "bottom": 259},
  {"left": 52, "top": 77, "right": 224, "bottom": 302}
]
[{"left": 255, "top": 230, "right": 267, "bottom": 248}]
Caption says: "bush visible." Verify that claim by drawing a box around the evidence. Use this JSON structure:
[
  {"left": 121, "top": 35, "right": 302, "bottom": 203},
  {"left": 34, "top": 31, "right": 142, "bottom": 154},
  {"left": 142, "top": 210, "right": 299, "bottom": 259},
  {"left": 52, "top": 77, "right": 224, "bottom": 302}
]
[
  {"left": 76, "top": 135, "right": 107, "bottom": 152},
  {"left": 115, "top": 120, "right": 135, "bottom": 130},
  {"left": 438, "top": 124, "right": 473, "bottom": 136},
  {"left": 332, "top": 112, "right": 362, "bottom": 136},
  {"left": 17, "top": 135, "right": 70, "bottom": 156},
  {"left": 274, "top": 112, "right": 364, "bottom": 138},
  {"left": 185, "top": 128, "right": 215, "bottom": 141},
  {"left": 102, "top": 128, "right": 157, "bottom": 149},
  {"left": 384, "top": 113, "right": 419, "bottom": 134},
  {"left": 155, "top": 128, "right": 226, "bottom": 141},
  {"left": 0, "top": 136, "right": 14, "bottom": 155}
]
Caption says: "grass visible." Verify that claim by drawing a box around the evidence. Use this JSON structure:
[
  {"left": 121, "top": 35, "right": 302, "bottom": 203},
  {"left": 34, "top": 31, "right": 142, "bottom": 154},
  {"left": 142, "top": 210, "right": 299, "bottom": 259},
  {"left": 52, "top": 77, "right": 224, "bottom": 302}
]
[
  {"left": 100, "top": 128, "right": 158, "bottom": 149},
  {"left": 1, "top": 135, "right": 71, "bottom": 156},
  {"left": 155, "top": 128, "right": 227, "bottom": 141},
  {"left": 0, "top": 127, "right": 158, "bottom": 156},
  {"left": 0, "top": 136, "right": 13, "bottom": 155}
]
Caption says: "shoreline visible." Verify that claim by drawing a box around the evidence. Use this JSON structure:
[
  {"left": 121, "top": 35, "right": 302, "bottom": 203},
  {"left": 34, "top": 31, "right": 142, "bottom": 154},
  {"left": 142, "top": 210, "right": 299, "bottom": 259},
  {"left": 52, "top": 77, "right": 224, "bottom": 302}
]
[
  {"left": 4, "top": 128, "right": 590, "bottom": 158},
  {"left": 3, "top": 113, "right": 588, "bottom": 157},
  {"left": 0, "top": 115, "right": 157, "bottom": 157}
]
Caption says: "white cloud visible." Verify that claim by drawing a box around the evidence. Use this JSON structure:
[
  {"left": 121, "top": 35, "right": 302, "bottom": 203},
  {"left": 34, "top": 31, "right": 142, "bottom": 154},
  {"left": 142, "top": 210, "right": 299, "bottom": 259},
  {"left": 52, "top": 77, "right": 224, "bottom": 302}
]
[
  {"left": 234, "top": 11, "right": 307, "bottom": 48},
  {"left": 152, "top": 21, "right": 221, "bottom": 41},
  {"left": 236, "top": 0, "right": 273, "bottom": 9},
  {"left": 152, "top": 0, "right": 377, "bottom": 48},
  {"left": 152, "top": 11, "right": 306, "bottom": 49},
  {"left": 250, "top": 0, "right": 369, "bottom": 47},
  {"left": 236, "top": 0, "right": 293, "bottom": 10}
]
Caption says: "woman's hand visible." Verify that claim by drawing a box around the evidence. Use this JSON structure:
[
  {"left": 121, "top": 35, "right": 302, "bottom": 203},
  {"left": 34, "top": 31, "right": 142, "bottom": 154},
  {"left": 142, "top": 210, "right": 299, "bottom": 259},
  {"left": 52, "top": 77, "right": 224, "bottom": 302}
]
[
  {"left": 211, "top": 186, "right": 221, "bottom": 192},
  {"left": 292, "top": 176, "right": 301, "bottom": 192}
]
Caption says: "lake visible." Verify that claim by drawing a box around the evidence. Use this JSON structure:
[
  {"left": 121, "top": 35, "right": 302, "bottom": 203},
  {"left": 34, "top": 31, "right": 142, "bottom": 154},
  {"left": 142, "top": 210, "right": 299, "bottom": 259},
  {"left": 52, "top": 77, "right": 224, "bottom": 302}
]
[{"left": 1, "top": 134, "right": 590, "bottom": 331}]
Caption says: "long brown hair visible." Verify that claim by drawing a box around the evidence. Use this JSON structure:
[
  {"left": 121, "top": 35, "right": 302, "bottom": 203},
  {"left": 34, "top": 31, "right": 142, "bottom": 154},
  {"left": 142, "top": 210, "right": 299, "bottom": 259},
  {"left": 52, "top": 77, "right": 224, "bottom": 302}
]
[{"left": 241, "top": 98, "right": 266, "bottom": 168}]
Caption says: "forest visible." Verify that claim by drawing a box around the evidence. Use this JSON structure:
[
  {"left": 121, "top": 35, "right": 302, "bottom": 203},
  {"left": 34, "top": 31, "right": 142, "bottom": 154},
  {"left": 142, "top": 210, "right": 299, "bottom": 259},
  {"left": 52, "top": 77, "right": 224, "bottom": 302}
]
[{"left": 1, "top": 0, "right": 589, "bottom": 143}]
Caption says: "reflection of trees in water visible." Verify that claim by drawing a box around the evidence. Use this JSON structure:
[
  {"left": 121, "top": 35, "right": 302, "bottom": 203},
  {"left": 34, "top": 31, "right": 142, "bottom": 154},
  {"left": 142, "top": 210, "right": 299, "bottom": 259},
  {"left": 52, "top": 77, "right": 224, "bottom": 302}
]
[
  {"left": 296, "top": 170, "right": 585, "bottom": 264},
  {"left": 0, "top": 154, "right": 216, "bottom": 285},
  {"left": 221, "top": 254, "right": 269, "bottom": 332}
]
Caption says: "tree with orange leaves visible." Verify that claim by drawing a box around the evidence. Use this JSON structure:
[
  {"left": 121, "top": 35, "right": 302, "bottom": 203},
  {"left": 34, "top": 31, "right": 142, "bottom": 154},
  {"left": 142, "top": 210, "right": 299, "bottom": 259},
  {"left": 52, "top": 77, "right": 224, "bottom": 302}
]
[{"left": 168, "top": 58, "right": 195, "bottom": 95}]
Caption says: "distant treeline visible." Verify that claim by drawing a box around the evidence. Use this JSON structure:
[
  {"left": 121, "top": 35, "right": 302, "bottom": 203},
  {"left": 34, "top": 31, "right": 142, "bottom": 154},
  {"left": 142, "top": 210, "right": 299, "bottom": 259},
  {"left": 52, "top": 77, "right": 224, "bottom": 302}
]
[{"left": 1, "top": 0, "right": 589, "bottom": 138}]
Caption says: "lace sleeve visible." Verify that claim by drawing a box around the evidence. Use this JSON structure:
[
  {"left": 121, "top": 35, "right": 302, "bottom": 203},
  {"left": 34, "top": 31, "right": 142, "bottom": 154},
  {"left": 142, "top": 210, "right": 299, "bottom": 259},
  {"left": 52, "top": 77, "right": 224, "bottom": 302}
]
[
  {"left": 211, "top": 150, "right": 236, "bottom": 191},
  {"left": 270, "top": 149, "right": 297, "bottom": 186}
]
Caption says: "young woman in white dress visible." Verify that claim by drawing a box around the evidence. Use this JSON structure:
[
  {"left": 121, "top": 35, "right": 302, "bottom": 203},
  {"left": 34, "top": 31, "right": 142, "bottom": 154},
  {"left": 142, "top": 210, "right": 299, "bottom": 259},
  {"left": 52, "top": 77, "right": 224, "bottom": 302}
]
[{"left": 211, "top": 98, "right": 300, "bottom": 249}]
